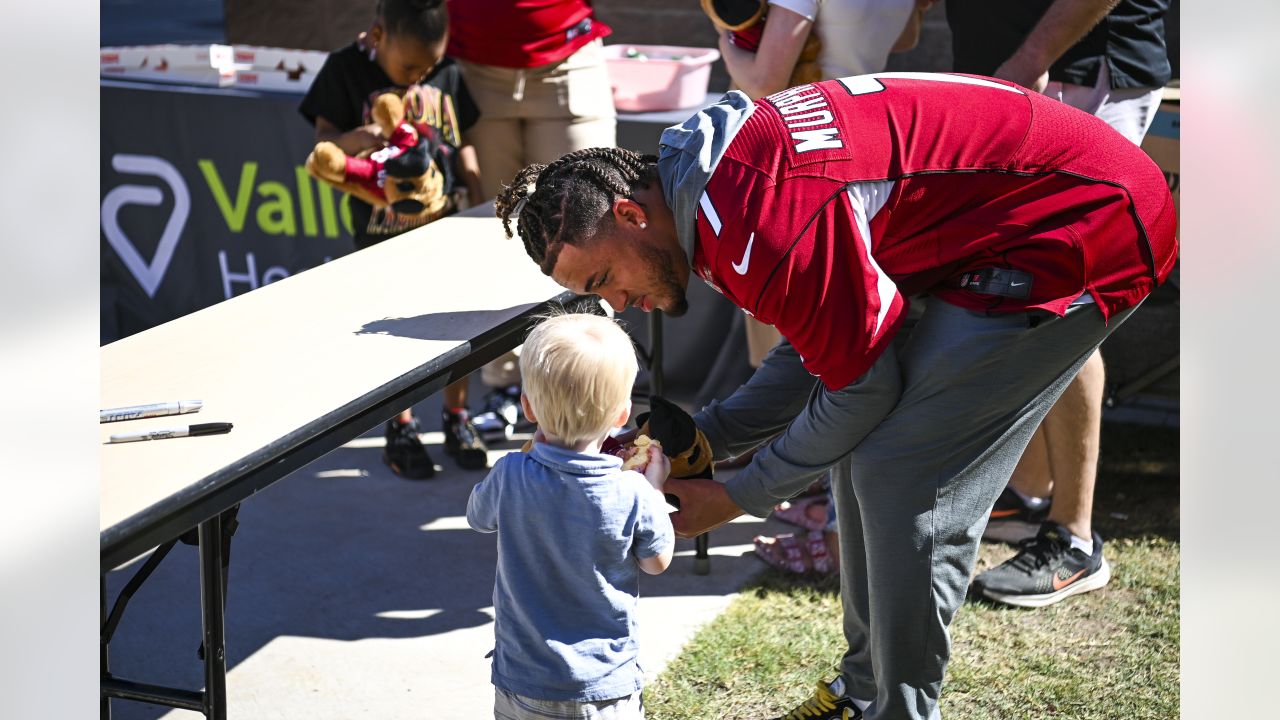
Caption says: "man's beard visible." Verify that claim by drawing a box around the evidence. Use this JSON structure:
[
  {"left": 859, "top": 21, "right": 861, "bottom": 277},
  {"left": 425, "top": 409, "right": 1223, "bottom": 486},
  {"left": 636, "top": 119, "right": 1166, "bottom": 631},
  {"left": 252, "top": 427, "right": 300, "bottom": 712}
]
[{"left": 641, "top": 243, "right": 689, "bottom": 317}]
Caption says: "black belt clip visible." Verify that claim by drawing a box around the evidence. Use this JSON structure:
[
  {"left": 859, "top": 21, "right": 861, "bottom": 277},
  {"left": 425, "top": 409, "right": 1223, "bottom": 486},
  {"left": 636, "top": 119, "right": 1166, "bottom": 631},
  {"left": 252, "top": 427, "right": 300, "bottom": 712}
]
[
  {"left": 957, "top": 267, "right": 1034, "bottom": 300},
  {"left": 565, "top": 18, "right": 593, "bottom": 43}
]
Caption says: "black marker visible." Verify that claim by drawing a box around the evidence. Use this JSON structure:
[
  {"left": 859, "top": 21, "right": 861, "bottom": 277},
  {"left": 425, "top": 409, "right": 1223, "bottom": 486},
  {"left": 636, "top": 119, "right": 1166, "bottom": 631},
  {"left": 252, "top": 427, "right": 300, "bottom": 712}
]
[{"left": 109, "top": 422, "right": 233, "bottom": 444}]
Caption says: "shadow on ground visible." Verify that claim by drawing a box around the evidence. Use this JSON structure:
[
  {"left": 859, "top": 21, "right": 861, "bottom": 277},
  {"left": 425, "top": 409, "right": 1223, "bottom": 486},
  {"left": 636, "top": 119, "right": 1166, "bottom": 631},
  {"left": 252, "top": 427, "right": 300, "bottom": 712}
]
[{"left": 103, "top": 404, "right": 773, "bottom": 719}]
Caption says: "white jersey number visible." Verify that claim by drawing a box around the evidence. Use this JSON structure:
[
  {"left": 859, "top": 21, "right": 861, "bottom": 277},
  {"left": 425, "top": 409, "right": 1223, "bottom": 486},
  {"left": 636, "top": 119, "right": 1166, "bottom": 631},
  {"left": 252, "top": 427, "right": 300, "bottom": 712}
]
[{"left": 837, "top": 72, "right": 1026, "bottom": 97}]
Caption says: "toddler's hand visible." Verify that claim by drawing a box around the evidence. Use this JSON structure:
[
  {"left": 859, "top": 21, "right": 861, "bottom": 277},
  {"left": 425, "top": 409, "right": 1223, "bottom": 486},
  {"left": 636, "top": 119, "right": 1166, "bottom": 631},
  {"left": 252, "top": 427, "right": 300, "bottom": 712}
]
[{"left": 643, "top": 446, "right": 670, "bottom": 492}]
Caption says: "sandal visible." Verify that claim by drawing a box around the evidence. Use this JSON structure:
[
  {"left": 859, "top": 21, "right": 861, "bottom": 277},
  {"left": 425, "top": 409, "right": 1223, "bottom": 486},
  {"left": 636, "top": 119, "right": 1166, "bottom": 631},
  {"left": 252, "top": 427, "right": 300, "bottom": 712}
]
[
  {"left": 753, "top": 532, "right": 838, "bottom": 576},
  {"left": 773, "top": 495, "right": 829, "bottom": 532},
  {"left": 804, "top": 531, "right": 834, "bottom": 575},
  {"left": 753, "top": 533, "right": 809, "bottom": 574}
]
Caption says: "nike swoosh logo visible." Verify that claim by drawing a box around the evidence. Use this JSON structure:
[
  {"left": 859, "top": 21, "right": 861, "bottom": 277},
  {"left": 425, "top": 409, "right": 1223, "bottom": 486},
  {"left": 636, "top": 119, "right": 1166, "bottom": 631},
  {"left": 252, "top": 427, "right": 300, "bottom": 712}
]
[
  {"left": 1052, "top": 568, "right": 1086, "bottom": 591},
  {"left": 989, "top": 509, "right": 1022, "bottom": 519},
  {"left": 732, "top": 232, "right": 755, "bottom": 275},
  {"left": 1010, "top": 281, "right": 1026, "bottom": 287}
]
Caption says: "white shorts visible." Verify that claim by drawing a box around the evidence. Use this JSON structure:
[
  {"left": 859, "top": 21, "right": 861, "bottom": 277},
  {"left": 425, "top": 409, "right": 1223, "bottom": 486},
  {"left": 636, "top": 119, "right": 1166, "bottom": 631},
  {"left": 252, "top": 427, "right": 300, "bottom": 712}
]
[{"left": 1045, "top": 63, "right": 1164, "bottom": 145}]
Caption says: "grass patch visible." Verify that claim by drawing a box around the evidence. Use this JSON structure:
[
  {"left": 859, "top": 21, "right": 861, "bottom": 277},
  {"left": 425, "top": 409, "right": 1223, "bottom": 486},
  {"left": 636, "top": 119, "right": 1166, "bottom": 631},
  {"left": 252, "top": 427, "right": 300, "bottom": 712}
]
[{"left": 647, "top": 424, "right": 1178, "bottom": 719}]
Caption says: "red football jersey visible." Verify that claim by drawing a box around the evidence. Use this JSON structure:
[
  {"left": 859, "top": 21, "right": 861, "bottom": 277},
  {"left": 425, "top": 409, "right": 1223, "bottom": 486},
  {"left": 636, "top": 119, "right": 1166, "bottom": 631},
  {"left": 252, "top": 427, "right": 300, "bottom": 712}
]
[{"left": 692, "top": 73, "right": 1177, "bottom": 390}]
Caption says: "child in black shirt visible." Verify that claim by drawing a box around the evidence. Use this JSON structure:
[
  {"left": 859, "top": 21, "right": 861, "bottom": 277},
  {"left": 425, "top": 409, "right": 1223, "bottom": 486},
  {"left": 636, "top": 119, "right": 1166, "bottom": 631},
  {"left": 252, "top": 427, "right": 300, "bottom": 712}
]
[{"left": 300, "top": 0, "right": 488, "bottom": 477}]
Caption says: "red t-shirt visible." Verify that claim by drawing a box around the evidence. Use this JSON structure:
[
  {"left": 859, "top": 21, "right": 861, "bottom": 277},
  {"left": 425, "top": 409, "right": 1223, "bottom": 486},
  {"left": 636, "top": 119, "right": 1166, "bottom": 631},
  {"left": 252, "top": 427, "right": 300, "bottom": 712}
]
[
  {"left": 692, "top": 73, "right": 1177, "bottom": 391},
  {"left": 446, "top": 0, "right": 611, "bottom": 69}
]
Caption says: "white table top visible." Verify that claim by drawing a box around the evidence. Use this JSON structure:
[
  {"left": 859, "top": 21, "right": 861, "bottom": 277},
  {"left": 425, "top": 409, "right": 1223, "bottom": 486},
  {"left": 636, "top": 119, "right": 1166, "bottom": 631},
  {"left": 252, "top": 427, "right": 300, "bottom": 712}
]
[{"left": 101, "top": 204, "right": 573, "bottom": 563}]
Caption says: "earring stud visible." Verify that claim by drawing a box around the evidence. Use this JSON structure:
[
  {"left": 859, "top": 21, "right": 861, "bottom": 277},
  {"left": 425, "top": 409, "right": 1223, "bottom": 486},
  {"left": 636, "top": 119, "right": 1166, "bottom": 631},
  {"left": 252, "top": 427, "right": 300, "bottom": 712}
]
[{"left": 639, "top": 222, "right": 647, "bottom": 230}]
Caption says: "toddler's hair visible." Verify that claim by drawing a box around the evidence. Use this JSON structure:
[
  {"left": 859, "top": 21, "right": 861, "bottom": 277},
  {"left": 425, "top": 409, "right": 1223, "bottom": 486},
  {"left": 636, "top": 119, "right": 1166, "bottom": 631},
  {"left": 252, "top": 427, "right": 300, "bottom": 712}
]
[
  {"left": 520, "top": 313, "right": 638, "bottom": 445},
  {"left": 377, "top": 0, "right": 448, "bottom": 46}
]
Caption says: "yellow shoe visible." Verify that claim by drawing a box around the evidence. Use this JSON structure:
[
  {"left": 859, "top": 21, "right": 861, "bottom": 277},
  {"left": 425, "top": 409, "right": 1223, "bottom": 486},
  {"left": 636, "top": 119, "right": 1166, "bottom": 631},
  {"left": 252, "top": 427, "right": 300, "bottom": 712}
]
[{"left": 776, "top": 678, "right": 863, "bottom": 720}]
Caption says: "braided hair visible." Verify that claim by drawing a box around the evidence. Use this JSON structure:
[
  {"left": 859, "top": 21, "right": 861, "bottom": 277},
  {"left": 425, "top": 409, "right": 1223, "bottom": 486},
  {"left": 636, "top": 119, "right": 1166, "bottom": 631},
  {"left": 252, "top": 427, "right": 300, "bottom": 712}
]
[{"left": 495, "top": 148, "right": 660, "bottom": 275}]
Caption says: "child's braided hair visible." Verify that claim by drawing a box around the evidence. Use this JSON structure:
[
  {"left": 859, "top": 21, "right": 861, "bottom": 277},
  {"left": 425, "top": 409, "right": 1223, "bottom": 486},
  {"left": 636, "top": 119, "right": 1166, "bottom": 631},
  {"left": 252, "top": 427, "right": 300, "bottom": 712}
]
[{"left": 494, "top": 148, "right": 660, "bottom": 275}]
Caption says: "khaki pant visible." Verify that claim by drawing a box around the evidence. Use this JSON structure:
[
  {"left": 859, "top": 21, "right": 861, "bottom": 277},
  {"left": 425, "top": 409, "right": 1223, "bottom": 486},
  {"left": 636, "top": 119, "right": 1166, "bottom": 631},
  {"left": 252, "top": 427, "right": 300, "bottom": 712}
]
[{"left": 458, "top": 39, "right": 618, "bottom": 200}]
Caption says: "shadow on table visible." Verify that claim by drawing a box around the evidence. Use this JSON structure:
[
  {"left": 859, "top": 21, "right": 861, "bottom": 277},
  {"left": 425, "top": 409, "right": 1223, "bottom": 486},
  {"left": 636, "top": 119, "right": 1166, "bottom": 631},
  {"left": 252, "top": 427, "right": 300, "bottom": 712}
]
[
  {"left": 355, "top": 298, "right": 601, "bottom": 343},
  {"left": 356, "top": 308, "right": 533, "bottom": 342}
]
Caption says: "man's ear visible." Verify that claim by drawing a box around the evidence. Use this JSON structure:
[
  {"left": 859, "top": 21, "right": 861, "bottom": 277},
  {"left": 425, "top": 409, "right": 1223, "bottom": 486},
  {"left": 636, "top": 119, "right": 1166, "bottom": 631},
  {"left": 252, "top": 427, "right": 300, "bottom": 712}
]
[
  {"left": 612, "top": 198, "right": 648, "bottom": 231},
  {"left": 520, "top": 393, "right": 538, "bottom": 424}
]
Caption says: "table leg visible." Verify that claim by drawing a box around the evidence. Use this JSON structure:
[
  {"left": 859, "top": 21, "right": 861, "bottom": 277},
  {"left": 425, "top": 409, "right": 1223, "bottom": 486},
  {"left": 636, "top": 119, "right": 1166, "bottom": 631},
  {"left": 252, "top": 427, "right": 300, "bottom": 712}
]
[
  {"left": 101, "top": 575, "right": 111, "bottom": 720},
  {"left": 650, "top": 310, "right": 712, "bottom": 574},
  {"left": 694, "top": 534, "right": 710, "bottom": 575},
  {"left": 198, "top": 514, "right": 228, "bottom": 720},
  {"left": 649, "top": 311, "right": 665, "bottom": 397}
]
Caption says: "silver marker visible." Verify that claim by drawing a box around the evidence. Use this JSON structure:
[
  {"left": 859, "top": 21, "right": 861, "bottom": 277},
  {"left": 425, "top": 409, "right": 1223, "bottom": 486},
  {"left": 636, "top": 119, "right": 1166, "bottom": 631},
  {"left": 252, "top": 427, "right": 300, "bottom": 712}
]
[
  {"left": 100, "top": 400, "right": 203, "bottom": 423},
  {"left": 109, "top": 422, "right": 233, "bottom": 443}
]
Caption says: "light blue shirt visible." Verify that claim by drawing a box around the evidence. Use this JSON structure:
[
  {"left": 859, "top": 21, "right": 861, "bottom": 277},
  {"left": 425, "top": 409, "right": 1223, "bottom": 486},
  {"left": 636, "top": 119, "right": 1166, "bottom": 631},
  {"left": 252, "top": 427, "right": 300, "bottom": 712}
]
[{"left": 467, "top": 442, "right": 675, "bottom": 702}]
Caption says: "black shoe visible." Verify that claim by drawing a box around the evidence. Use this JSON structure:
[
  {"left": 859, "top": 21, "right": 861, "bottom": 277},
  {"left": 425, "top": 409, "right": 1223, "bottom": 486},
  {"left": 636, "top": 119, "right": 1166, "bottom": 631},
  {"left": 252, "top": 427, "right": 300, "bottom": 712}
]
[
  {"left": 774, "top": 678, "right": 863, "bottom": 720},
  {"left": 382, "top": 419, "right": 436, "bottom": 480},
  {"left": 443, "top": 409, "right": 489, "bottom": 470},
  {"left": 973, "top": 522, "right": 1110, "bottom": 608},
  {"left": 472, "top": 385, "right": 533, "bottom": 443},
  {"left": 983, "top": 486, "right": 1051, "bottom": 544}
]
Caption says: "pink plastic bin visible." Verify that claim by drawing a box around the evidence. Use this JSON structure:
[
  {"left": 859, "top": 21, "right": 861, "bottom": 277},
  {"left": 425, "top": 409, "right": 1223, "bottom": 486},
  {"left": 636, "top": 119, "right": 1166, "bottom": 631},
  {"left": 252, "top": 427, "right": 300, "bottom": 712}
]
[{"left": 604, "top": 44, "right": 721, "bottom": 112}]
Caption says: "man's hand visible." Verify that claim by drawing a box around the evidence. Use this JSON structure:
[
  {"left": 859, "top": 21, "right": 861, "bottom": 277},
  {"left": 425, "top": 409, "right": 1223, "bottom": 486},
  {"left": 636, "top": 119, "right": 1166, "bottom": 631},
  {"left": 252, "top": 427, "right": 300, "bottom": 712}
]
[
  {"left": 993, "top": 57, "right": 1050, "bottom": 92},
  {"left": 664, "top": 478, "right": 744, "bottom": 538}
]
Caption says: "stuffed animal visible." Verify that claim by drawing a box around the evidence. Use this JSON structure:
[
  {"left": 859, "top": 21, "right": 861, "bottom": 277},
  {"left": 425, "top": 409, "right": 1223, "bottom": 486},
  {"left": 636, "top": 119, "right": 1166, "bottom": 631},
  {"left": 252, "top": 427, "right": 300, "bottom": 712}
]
[
  {"left": 305, "top": 92, "right": 453, "bottom": 220},
  {"left": 701, "top": 0, "right": 823, "bottom": 87},
  {"left": 630, "top": 395, "right": 714, "bottom": 480},
  {"left": 521, "top": 396, "right": 713, "bottom": 481}
]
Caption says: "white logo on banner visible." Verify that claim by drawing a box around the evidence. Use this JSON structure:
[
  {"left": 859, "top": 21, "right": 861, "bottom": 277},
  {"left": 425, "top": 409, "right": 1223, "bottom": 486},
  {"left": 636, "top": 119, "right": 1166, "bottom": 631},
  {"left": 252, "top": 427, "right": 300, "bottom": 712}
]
[{"left": 101, "top": 154, "right": 190, "bottom": 298}]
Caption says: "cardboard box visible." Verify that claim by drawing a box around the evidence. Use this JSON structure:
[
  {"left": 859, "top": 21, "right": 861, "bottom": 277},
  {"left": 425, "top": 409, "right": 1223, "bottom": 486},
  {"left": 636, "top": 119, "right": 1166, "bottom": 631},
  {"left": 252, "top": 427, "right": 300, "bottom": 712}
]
[
  {"left": 101, "top": 64, "right": 237, "bottom": 88},
  {"left": 100, "top": 43, "right": 326, "bottom": 91},
  {"left": 100, "top": 44, "right": 234, "bottom": 70},
  {"left": 233, "top": 68, "right": 317, "bottom": 94},
  {"left": 231, "top": 45, "right": 328, "bottom": 74}
]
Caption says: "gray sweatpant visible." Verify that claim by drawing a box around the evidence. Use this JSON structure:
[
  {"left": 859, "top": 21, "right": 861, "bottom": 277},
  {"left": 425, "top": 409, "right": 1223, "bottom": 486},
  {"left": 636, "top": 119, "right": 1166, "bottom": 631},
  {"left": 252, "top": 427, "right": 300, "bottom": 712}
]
[{"left": 694, "top": 299, "right": 1137, "bottom": 720}]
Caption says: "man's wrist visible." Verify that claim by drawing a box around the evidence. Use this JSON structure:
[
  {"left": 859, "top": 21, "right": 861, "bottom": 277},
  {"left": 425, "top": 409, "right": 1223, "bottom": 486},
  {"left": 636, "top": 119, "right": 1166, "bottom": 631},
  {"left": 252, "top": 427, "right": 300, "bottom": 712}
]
[{"left": 997, "top": 50, "right": 1050, "bottom": 88}]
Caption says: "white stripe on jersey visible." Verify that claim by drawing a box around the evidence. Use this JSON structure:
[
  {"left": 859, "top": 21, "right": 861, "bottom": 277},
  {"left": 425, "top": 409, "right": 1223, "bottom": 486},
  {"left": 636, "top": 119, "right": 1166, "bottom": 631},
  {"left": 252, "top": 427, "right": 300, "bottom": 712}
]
[
  {"left": 838, "top": 72, "right": 1027, "bottom": 97},
  {"left": 699, "top": 192, "right": 723, "bottom": 236},
  {"left": 846, "top": 180, "right": 897, "bottom": 336}
]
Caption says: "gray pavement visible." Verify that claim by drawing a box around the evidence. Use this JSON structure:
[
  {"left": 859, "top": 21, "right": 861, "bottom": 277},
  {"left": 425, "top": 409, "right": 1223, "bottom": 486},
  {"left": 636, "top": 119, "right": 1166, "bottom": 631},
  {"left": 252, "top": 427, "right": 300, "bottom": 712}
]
[{"left": 103, "top": 410, "right": 781, "bottom": 720}]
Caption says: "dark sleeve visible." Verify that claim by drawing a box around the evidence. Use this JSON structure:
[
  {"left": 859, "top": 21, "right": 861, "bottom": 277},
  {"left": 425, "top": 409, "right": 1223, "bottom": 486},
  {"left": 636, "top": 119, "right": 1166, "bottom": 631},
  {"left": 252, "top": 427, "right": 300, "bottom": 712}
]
[
  {"left": 425, "top": 60, "right": 480, "bottom": 137},
  {"left": 451, "top": 68, "right": 480, "bottom": 136},
  {"left": 692, "top": 338, "right": 817, "bottom": 460},
  {"left": 299, "top": 51, "right": 359, "bottom": 131}
]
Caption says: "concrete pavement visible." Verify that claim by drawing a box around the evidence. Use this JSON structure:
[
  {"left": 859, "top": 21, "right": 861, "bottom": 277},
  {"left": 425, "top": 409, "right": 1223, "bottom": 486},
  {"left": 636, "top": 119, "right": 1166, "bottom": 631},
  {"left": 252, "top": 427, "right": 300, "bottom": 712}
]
[{"left": 104, "top": 408, "right": 781, "bottom": 720}]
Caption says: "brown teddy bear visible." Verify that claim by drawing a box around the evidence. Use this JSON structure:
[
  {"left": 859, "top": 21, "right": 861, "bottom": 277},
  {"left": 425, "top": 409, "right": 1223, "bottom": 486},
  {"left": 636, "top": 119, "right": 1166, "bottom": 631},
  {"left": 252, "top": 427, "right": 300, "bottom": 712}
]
[{"left": 305, "top": 92, "right": 452, "bottom": 221}]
